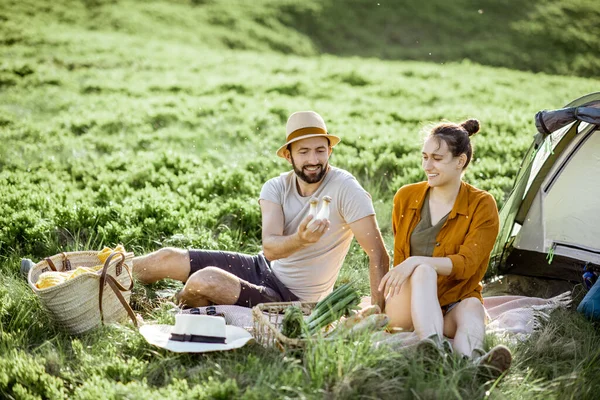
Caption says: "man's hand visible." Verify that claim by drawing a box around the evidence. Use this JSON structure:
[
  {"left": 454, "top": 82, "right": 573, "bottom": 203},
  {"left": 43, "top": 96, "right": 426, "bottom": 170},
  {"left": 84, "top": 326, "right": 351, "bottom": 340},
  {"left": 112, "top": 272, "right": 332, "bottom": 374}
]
[
  {"left": 297, "top": 214, "right": 330, "bottom": 244},
  {"left": 260, "top": 200, "right": 330, "bottom": 261},
  {"left": 378, "top": 256, "right": 423, "bottom": 298}
]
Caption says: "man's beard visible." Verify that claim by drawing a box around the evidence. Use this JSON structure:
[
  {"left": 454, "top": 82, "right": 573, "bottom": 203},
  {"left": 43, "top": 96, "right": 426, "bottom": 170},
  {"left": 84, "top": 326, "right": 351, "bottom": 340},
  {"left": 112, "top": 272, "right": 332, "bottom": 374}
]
[{"left": 290, "top": 155, "right": 328, "bottom": 184}]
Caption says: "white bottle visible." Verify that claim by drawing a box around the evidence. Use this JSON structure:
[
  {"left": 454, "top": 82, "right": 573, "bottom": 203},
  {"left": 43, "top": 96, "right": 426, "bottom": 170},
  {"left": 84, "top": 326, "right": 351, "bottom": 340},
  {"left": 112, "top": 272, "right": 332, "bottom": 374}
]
[
  {"left": 310, "top": 196, "right": 332, "bottom": 232},
  {"left": 306, "top": 197, "right": 319, "bottom": 230}
]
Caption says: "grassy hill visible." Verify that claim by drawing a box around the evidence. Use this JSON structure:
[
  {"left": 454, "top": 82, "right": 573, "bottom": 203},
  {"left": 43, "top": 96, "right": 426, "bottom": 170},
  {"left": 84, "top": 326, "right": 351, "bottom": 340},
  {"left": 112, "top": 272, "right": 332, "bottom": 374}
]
[
  {"left": 1, "top": 0, "right": 599, "bottom": 399},
  {"left": 3, "top": 0, "right": 600, "bottom": 77},
  {"left": 276, "top": 0, "right": 600, "bottom": 77}
]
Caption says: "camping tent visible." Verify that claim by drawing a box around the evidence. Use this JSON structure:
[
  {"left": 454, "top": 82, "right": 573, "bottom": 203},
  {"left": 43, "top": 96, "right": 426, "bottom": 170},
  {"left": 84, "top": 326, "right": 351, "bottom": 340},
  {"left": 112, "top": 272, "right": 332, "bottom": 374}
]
[{"left": 490, "top": 92, "right": 600, "bottom": 285}]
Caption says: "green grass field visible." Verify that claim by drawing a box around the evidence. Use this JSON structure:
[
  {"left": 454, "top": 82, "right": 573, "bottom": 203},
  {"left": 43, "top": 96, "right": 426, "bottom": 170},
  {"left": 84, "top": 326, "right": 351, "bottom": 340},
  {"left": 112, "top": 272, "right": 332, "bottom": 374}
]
[{"left": 1, "top": 0, "right": 599, "bottom": 398}]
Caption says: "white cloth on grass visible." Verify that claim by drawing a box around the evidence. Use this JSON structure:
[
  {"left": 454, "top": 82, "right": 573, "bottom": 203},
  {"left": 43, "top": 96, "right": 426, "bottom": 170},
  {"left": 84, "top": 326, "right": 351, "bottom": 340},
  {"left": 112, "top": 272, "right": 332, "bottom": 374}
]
[
  {"left": 483, "top": 291, "right": 572, "bottom": 341},
  {"left": 182, "top": 292, "right": 571, "bottom": 337},
  {"left": 172, "top": 292, "right": 573, "bottom": 350}
]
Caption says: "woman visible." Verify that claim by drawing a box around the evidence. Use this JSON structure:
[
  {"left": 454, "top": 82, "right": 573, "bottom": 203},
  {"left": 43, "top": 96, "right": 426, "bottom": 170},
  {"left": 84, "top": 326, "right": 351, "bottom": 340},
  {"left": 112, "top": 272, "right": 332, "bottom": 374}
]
[{"left": 379, "top": 119, "right": 511, "bottom": 374}]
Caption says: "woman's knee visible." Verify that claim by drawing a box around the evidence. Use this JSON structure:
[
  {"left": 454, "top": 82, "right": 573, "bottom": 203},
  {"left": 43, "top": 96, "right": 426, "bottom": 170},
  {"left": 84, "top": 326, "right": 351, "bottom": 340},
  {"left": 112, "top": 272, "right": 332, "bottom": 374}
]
[
  {"left": 452, "top": 297, "right": 486, "bottom": 325},
  {"left": 410, "top": 264, "right": 437, "bottom": 286},
  {"left": 460, "top": 297, "right": 485, "bottom": 313}
]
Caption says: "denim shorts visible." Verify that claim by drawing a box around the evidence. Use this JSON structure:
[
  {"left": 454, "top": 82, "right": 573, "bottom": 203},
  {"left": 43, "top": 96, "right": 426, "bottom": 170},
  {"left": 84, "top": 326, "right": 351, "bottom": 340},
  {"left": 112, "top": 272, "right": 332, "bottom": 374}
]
[{"left": 441, "top": 300, "right": 461, "bottom": 316}]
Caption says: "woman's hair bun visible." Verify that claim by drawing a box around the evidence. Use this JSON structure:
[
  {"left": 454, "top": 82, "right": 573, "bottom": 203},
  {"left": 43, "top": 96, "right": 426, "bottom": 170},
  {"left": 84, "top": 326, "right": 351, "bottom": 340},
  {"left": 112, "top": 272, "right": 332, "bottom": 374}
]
[{"left": 460, "top": 119, "right": 480, "bottom": 136}]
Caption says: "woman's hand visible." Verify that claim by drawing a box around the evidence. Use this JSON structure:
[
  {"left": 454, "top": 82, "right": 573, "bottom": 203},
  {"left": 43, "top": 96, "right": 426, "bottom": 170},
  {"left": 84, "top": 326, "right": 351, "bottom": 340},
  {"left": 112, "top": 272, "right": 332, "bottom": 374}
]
[{"left": 378, "top": 257, "right": 422, "bottom": 297}]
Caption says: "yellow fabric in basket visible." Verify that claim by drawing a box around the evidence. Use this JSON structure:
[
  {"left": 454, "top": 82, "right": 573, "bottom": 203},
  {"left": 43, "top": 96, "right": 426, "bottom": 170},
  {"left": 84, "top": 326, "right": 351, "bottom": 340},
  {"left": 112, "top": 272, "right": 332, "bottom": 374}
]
[
  {"left": 35, "top": 245, "right": 126, "bottom": 289},
  {"left": 68, "top": 266, "right": 98, "bottom": 279},
  {"left": 97, "top": 244, "right": 126, "bottom": 263},
  {"left": 35, "top": 271, "right": 68, "bottom": 289},
  {"left": 36, "top": 267, "right": 97, "bottom": 289}
]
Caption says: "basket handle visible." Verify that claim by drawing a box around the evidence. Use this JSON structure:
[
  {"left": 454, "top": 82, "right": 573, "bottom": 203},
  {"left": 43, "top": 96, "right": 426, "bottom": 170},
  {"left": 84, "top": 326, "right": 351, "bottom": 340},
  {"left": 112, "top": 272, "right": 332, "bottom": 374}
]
[
  {"left": 45, "top": 258, "right": 57, "bottom": 272},
  {"left": 61, "top": 252, "right": 72, "bottom": 271},
  {"left": 98, "top": 252, "right": 137, "bottom": 327},
  {"left": 44, "top": 252, "right": 72, "bottom": 272}
]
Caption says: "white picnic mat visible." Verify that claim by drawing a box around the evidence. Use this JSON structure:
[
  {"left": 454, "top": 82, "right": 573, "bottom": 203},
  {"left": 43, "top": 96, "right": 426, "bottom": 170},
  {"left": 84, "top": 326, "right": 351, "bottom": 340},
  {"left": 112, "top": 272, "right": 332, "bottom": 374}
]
[
  {"left": 483, "top": 291, "right": 572, "bottom": 340},
  {"left": 173, "top": 292, "right": 572, "bottom": 343}
]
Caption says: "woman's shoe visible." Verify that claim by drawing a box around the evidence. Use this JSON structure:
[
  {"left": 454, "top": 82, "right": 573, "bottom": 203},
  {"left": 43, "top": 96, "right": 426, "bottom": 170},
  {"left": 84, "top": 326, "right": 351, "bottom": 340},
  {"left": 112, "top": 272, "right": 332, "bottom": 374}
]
[
  {"left": 473, "top": 345, "right": 512, "bottom": 377},
  {"left": 415, "top": 334, "right": 446, "bottom": 360}
]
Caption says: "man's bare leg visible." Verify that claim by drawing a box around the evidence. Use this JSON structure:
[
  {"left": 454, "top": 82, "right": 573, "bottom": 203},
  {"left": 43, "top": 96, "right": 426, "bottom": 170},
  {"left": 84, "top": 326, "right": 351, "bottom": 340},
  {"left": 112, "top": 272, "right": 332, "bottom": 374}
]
[
  {"left": 134, "top": 248, "right": 243, "bottom": 307},
  {"left": 133, "top": 247, "right": 191, "bottom": 283},
  {"left": 177, "top": 267, "right": 242, "bottom": 307}
]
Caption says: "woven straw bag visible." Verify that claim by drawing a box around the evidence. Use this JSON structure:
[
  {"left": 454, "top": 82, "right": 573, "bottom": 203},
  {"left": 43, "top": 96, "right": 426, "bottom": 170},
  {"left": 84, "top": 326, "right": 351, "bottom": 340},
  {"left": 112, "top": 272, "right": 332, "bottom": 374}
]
[{"left": 28, "top": 251, "right": 138, "bottom": 335}]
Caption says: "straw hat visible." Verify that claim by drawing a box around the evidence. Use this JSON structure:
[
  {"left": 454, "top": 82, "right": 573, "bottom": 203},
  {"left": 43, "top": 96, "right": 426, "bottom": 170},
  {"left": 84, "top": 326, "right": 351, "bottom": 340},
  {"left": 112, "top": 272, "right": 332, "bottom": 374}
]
[
  {"left": 276, "top": 111, "right": 341, "bottom": 158},
  {"left": 139, "top": 314, "right": 253, "bottom": 353}
]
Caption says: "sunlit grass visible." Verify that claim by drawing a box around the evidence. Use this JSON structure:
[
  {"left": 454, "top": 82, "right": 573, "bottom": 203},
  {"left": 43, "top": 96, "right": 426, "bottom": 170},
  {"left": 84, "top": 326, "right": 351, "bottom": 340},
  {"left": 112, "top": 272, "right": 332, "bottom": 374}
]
[{"left": 1, "top": 0, "right": 599, "bottom": 398}]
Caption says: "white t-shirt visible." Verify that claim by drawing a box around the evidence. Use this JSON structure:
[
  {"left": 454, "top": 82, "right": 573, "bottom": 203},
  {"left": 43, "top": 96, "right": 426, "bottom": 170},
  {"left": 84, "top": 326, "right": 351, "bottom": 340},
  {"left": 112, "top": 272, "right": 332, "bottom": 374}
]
[{"left": 259, "top": 166, "right": 375, "bottom": 302}]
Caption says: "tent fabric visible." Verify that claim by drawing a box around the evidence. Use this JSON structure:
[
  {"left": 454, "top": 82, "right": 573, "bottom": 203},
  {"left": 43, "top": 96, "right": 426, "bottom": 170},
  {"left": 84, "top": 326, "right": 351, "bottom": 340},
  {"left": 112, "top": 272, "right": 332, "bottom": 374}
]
[
  {"left": 535, "top": 106, "right": 600, "bottom": 136},
  {"left": 504, "top": 248, "right": 597, "bottom": 282},
  {"left": 516, "top": 122, "right": 580, "bottom": 224},
  {"left": 489, "top": 147, "right": 535, "bottom": 273},
  {"left": 515, "top": 122, "right": 600, "bottom": 253},
  {"left": 543, "top": 131, "right": 600, "bottom": 251},
  {"left": 490, "top": 92, "right": 600, "bottom": 281},
  {"left": 489, "top": 122, "right": 581, "bottom": 273}
]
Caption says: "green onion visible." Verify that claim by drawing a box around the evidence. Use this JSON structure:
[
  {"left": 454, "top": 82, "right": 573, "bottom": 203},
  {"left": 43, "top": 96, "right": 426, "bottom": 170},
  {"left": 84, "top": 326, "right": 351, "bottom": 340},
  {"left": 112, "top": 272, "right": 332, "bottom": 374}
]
[
  {"left": 279, "top": 283, "right": 361, "bottom": 339},
  {"left": 304, "top": 283, "right": 360, "bottom": 336}
]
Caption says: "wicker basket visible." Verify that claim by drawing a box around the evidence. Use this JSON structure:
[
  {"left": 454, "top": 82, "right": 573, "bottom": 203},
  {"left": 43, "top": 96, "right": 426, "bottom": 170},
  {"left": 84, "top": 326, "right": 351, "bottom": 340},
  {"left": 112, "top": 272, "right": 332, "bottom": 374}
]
[
  {"left": 252, "top": 301, "right": 317, "bottom": 350},
  {"left": 28, "top": 251, "right": 137, "bottom": 335}
]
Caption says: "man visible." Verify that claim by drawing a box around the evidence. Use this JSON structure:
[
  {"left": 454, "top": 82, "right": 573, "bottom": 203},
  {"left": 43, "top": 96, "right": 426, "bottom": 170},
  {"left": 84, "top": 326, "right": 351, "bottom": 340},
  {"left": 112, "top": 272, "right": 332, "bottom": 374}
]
[{"left": 133, "top": 111, "right": 389, "bottom": 309}]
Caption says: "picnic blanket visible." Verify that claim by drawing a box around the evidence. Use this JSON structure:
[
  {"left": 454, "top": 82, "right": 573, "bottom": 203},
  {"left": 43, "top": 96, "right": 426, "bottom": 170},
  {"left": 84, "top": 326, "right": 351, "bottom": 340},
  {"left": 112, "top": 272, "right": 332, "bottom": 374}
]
[
  {"left": 173, "top": 292, "right": 572, "bottom": 344},
  {"left": 483, "top": 291, "right": 572, "bottom": 340}
]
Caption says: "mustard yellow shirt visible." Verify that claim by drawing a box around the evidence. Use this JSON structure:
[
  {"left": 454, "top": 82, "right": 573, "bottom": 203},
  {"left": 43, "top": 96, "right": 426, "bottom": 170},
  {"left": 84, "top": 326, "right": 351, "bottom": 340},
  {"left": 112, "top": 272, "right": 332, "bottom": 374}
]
[{"left": 392, "top": 181, "right": 499, "bottom": 306}]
